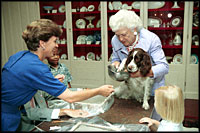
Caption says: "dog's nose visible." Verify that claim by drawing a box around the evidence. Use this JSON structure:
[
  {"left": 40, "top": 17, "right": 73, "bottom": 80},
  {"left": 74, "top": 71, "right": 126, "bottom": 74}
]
[{"left": 127, "top": 65, "right": 133, "bottom": 72}]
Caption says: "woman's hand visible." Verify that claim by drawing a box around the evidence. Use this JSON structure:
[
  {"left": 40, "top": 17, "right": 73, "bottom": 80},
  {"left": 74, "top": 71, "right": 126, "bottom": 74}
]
[
  {"left": 98, "top": 85, "right": 114, "bottom": 97},
  {"left": 55, "top": 74, "right": 65, "bottom": 82},
  {"left": 139, "top": 117, "right": 153, "bottom": 127},
  {"left": 111, "top": 61, "right": 120, "bottom": 69},
  {"left": 60, "top": 109, "right": 89, "bottom": 118}
]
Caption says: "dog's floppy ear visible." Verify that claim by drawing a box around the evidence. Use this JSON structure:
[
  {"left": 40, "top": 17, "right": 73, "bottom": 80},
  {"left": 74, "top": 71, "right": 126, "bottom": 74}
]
[
  {"left": 139, "top": 52, "right": 152, "bottom": 77},
  {"left": 125, "top": 50, "right": 134, "bottom": 68}
]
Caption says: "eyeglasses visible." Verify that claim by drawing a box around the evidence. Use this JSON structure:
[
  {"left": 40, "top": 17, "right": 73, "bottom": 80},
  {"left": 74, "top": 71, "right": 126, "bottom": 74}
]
[{"left": 115, "top": 31, "right": 129, "bottom": 40}]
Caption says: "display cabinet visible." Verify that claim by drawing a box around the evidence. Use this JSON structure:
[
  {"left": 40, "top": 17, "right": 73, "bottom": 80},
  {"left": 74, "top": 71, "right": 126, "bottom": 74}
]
[
  {"left": 71, "top": 1, "right": 102, "bottom": 61},
  {"left": 39, "top": 1, "right": 68, "bottom": 60}
]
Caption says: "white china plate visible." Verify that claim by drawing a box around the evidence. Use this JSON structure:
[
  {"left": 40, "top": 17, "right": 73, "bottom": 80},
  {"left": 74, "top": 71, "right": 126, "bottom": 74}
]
[
  {"left": 190, "top": 54, "right": 198, "bottom": 64},
  {"left": 112, "top": 1, "right": 122, "bottom": 10},
  {"left": 192, "top": 35, "right": 199, "bottom": 41},
  {"left": 148, "top": 17, "right": 162, "bottom": 27},
  {"left": 170, "top": 16, "right": 182, "bottom": 27},
  {"left": 76, "top": 19, "right": 86, "bottom": 29},
  {"left": 63, "top": 20, "right": 66, "bottom": 29},
  {"left": 132, "top": 1, "right": 165, "bottom": 9},
  {"left": 61, "top": 54, "right": 67, "bottom": 60},
  {"left": 80, "top": 55, "right": 86, "bottom": 60},
  {"left": 87, "top": 52, "right": 95, "bottom": 61},
  {"left": 173, "top": 54, "right": 182, "bottom": 64},
  {"left": 58, "top": 5, "right": 65, "bottom": 13},
  {"left": 88, "top": 5, "right": 95, "bottom": 12},
  {"left": 77, "top": 35, "right": 87, "bottom": 44},
  {"left": 122, "top": 3, "right": 129, "bottom": 9},
  {"left": 108, "top": 2, "right": 113, "bottom": 10},
  {"left": 96, "top": 20, "right": 101, "bottom": 28},
  {"left": 80, "top": 6, "right": 87, "bottom": 12},
  {"left": 86, "top": 35, "right": 94, "bottom": 44}
]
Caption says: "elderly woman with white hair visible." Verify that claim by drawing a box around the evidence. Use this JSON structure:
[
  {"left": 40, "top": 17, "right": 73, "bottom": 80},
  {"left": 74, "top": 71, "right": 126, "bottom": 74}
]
[{"left": 109, "top": 9, "right": 169, "bottom": 121}]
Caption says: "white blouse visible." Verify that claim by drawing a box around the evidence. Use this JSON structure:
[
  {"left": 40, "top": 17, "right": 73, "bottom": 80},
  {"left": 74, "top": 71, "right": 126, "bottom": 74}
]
[{"left": 157, "top": 119, "right": 183, "bottom": 131}]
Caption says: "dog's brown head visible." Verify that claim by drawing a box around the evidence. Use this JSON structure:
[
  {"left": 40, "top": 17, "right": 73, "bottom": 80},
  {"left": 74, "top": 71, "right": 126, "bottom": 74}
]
[{"left": 125, "top": 48, "right": 152, "bottom": 77}]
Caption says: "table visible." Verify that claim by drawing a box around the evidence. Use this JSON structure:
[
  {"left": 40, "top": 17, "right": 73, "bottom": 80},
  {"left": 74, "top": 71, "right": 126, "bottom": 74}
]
[{"left": 31, "top": 97, "right": 154, "bottom": 131}]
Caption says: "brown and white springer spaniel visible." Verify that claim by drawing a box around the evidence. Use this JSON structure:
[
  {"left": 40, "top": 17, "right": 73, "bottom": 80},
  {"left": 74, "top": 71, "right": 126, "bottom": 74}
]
[{"left": 115, "top": 48, "right": 154, "bottom": 110}]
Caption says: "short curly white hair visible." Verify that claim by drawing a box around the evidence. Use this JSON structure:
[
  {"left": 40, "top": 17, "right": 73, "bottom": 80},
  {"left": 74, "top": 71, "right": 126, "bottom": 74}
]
[{"left": 109, "top": 9, "right": 143, "bottom": 32}]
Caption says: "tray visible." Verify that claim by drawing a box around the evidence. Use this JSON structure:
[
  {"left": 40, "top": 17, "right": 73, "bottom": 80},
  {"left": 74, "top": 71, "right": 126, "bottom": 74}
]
[
  {"left": 48, "top": 90, "right": 114, "bottom": 117},
  {"left": 70, "top": 92, "right": 115, "bottom": 117}
]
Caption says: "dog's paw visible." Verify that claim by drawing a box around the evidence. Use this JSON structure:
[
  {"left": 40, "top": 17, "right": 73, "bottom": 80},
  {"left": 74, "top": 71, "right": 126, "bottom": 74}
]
[
  {"left": 117, "top": 58, "right": 127, "bottom": 72},
  {"left": 117, "top": 65, "right": 124, "bottom": 72},
  {"left": 142, "top": 102, "right": 150, "bottom": 110}
]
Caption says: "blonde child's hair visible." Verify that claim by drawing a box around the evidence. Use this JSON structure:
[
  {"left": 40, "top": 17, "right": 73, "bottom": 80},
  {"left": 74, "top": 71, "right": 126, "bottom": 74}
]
[{"left": 155, "top": 85, "right": 184, "bottom": 123}]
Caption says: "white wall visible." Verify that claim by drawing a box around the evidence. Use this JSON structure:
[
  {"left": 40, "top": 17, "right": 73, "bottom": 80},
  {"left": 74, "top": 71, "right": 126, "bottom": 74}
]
[{"left": 1, "top": 2, "right": 40, "bottom": 68}]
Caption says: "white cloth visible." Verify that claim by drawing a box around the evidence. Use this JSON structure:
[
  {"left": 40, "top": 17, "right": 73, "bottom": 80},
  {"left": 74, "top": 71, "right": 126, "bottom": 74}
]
[
  {"left": 51, "top": 109, "right": 60, "bottom": 119},
  {"left": 157, "top": 119, "right": 183, "bottom": 131}
]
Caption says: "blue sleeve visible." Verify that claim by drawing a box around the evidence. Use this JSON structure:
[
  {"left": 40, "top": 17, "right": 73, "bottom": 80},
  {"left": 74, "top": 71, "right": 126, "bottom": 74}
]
[
  {"left": 31, "top": 67, "right": 67, "bottom": 97},
  {"left": 149, "top": 35, "right": 169, "bottom": 78}
]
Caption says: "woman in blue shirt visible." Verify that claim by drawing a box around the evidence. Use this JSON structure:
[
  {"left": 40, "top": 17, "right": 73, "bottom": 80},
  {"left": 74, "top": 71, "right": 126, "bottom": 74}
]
[
  {"left": 1, "top": 19, "right": 114, "bottom": 131},
  {"left": 109, "top": 10, "right": 169, "bottom": 121}
]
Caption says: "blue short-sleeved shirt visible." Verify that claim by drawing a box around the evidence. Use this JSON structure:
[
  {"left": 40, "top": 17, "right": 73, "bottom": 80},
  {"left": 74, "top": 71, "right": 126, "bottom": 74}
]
[
  {"left": 1, "top": 50, "right": 67, "bottom": 131},
  {"left": 48, "top": 62, "right": 72, "bottom": 87}
]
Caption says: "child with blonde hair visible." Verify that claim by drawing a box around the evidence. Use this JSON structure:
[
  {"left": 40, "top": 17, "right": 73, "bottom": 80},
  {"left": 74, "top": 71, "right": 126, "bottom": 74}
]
[{"left": 139, "top": 85, "right": 184, "bottom": 131}]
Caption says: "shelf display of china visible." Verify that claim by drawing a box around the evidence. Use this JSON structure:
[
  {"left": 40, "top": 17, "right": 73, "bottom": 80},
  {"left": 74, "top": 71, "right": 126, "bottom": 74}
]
[
  {"left": 107, "top": 1, "right": 141, "bottom": 61},
  {"left": 39, "top": 1, "right": 68, "bottom": 60},
  {"left": 72, "top": 1, "right": 101, "bottom": 61},
  {"left": 147, "top": 1, "right": 185, "bottom": 64}
]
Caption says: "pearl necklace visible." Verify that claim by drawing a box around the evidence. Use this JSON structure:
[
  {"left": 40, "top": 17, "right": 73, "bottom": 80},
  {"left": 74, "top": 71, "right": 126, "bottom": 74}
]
[{"left": 126, "top": 34, "right": 139, "bottom": 52}]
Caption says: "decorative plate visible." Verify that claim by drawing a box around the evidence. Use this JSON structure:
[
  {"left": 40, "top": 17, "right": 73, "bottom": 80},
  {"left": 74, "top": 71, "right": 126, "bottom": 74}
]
[
  {"left": 86, "top": 35, "right": 95, "bottom": 44},
  {"left": 77, "top": 35, "right": 87, "bottom": 44},
  {"left": 148, "top": 17, "right": 162, "bottom": 27},
  {"left": 80, "top": 55, "right": 86, "bottom": 60},
  {"left": 58, "top": 5, "right": 65, "bottom": 13},
  {"left": 76, "top": 19, "right": 86, "bottom": 29},
  {"left": 173, "top": 54, "right": 182, "bottom": 64},
  {"left": 63, "top": 20, "right": 66, "bottom": 29},
  {"left": 112, "top": 1, "right": 122, "bottom": 10},
  {"left": 87, "top": 52, "right": 95, "bottom": 61},
  {"left": 88, "top": 5, "right": 95, "bottom": 12},
  {"left": 192, "top": 35, "right": 199, "bottom": 41},
  {"left": 108, "top": 2, "right": 113, "bottom": 10},
  {"left": 170, "top": 16, "right": 182, "bottom": 27},
  {"left": 80, "top": 6, "right": 87, "bottom": 12},
  {"left": 132, "top": 1, "right": 165, "bottom": 9},
  {"left": 122, "top": 3, "right": 129, "bottom": 9},
  {"left": 61, "top": 54, "right": 67, "bottom": 60},
  {"left": 190, "top": 54, "right": 198, "bottom": 64},
  {"left": 96, "top": 20, "right": 101, "bottom": 28}
]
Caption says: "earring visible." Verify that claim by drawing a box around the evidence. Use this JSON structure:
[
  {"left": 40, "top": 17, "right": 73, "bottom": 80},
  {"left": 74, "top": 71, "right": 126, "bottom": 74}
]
[{"left": 134, "top": 31, "right": 137, "bottom": 35}]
